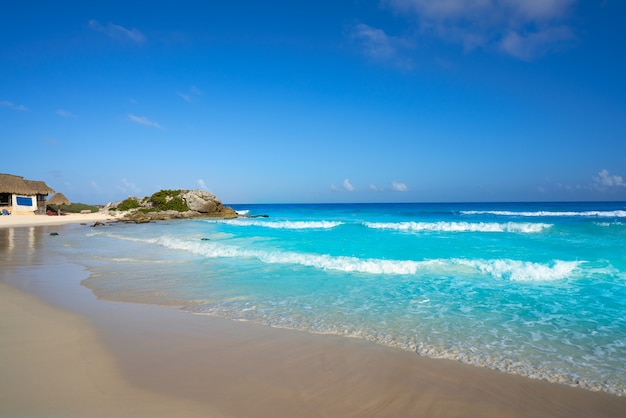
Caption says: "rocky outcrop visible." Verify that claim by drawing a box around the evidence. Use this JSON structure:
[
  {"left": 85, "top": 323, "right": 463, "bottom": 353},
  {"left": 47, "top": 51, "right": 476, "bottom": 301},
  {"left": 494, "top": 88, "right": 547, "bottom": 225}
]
[
  {"left": 110, "top": 189, "right": 238, "bottom": 223},
  {"left": 182, "top": 190, "right": 220, "bottom": 213}
]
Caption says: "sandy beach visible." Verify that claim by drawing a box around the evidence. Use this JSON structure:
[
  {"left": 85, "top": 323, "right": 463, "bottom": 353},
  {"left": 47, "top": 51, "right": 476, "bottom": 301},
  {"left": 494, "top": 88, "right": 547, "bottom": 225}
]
[
  {"left": 2, "top": 224, "right": 626, "bottom": 417},
  {"left": 0, "top": 211, "right": 120, "bottom": 229}
]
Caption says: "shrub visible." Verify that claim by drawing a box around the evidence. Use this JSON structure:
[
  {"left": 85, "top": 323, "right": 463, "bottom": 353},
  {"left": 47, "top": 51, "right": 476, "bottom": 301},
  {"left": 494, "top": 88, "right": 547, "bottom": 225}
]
[
  {"left": 117, "top": 198, "right": 140, "bottom": 211},
  {"left": 47, "top": 203, "right": 100, "bottom": 213},
  {"left": 148, "top": 190, "right": 188, "bottom": 212},
  {"left": 163, "top": 196, "right": 188, "bottom": 212}
]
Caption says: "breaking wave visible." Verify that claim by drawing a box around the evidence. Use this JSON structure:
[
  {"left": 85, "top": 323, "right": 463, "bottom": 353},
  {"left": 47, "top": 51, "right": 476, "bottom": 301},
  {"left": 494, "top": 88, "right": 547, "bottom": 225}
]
[
  {"left": 103, "top": 233, "right": 581, "bottom": 281},
  {"left": 462, "top": 210, "right": 626, "bottom": 218},
  {"left": 364, "top": 221, "right": 551, "bottom": 233},
  {"left": 208, "top": 219, "right": 343, "bottom": 229}
]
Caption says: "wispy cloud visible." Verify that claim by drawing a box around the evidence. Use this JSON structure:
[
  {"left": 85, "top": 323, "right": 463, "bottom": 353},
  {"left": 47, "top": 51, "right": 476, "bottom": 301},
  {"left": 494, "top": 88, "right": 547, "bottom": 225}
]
[
  {"left": 118, "top": 178, "right": 141, "bottom": 195},
  {"left": 381, "top": 0, "right": 577, "bottom": 60},
  {"left": 349, "top": 23, "right": 415, "bottom": 69},
  {"left": 391, "top": 181, "right": 408, "bottom": 192},
  {"left": 89, "top": 20, "right": 146, "bottom": 44},
  {"left": 369, "top": 181, "right": 409, "bottom": 192},
  {"left": 331, "top": 178, "right": 355, "bottom": 192},
  {"left": 197, "top": 179, "right": 209, "bottom": 191},
  {"left": 177, "top": 92, "right": 192, "bottom": 103},
  {"left": 178, "top": 85, "right": 203, "bottom": 103},
  {"left": 56, "top": 109, "right": 76, "bottom": 118},
  {"left": 128, "top": 114, "right": 163, "bottom": 129},
  {"left": 90, "top": 181, "right": 102, "bottom": 193},
  {"left": 593, "top": 169, "right": 626, "bottom": 189},
  {"left": 500, "top": 26, "right": 573, "bottom": 61},
  {"left": 1, "top": 100, "right": 29, "bottom": 111}
]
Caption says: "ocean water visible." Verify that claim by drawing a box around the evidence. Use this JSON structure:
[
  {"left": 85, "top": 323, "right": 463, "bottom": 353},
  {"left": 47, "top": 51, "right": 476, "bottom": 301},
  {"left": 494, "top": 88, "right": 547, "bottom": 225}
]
[{"left": 55, "top": 202, "right": 626, "bottom": 395}]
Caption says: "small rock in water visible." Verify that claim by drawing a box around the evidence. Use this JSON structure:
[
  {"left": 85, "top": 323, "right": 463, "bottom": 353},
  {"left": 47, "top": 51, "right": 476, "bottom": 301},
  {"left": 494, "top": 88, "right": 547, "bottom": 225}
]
[
  {"left": 50, "top": 232, "right": 59, "bottom": 236},
  {"left": 201, "top": 238, "right": 210, "bottom": 241}
]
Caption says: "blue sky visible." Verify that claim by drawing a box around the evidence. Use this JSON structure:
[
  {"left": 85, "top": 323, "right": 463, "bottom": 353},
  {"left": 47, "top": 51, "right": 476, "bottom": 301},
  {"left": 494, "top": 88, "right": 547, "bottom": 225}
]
[{"left": 2, "top": 0, "right": 625, "bottom": 204}]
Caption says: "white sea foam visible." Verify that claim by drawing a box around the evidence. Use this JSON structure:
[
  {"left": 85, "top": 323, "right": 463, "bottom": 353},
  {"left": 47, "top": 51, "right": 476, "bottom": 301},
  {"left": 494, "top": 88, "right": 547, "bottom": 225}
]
[
  {"left": 92, "top": 256, "right": 186, "bottom": 264},
  {"left": 110, "top": 234, "right": 581, "bottom": 281},
  {"left": 454, "top": 259, "right": 581, "bottom": 282},
  {"left": 363, "top": 221, "right": 551, "bottom": 233},
  {"left": 155, "top": 235, "right": 424, "bottom": 274},
  {"left": 462, "top": 210, "right": 626, "bottom": 218},
  {"left": 595, "top": 222, "right": 625, "bottom": 227},
  {"left": 235, "top": 209, "right": 249, "bottom": 215},
  {"left": 209, "top": 219, "right": 343, "bottom": 229}
]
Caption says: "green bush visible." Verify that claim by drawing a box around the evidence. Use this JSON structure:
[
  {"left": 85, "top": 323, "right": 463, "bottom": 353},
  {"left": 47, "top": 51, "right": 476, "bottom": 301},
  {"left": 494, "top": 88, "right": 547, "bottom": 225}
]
[
  {"left": 117, "top": 198, "right": 140, "bottom": 211},
  {"left": 47, "top": 203, "right": 100, "bottom": 213},
  {"left": 109, "top": 190, "right": 189, "bottom": 213},
  {"left": 149, "top": 190, "right": 188, "bottom": 212}
]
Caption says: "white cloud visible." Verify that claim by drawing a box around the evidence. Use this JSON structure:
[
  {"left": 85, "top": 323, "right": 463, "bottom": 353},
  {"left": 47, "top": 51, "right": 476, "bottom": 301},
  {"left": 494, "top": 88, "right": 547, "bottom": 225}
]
[
  {"left": 331, "top": 178, "right": 356, "bottom": 192},
  {"left": 128, "top": 114, "right": 163, "bottom": 129},
  {"left": 593, "top": 169, "right": 626, "bottom": 189},
  {"left": 90, "top": 181, "right": 101, "bottom": 192},
  {"left": 382, "top": 0, "right": 577, "bottom": 60},
  {"left": 57, "top": 109, "right": 76, "bottom": 118},
  {"left": 391, "top": 181, "right": 408, "bottom": 192},
  {"left": 385, "top": 0, "right": 576, "bottom": 25},
  {"left": 369, "top": 184, "right": 384, "bottom": 192},
  {"left": 504, "top": 0, "right": 576, "bottom": 21},
  {"left": 1, "top": 100, "right": 29, "bottom": 111},
  {"left": 500, "top": 26, "right": 573, "bottom": 61},
  {"left": 178, "top": 86, "right": 203, "bottom": 103},
  {"left": 349, "top": 23, "right": 415, "bottom": 69},
  {"left": 89, "top": 20, "right": 146, "bottom": 44},
  {"left": 177, "top": 92, "right": 192, "bottom": 102},
  {"left": 197, "top": 179, "right": 209, "bottom": 191},
  {"left": 118, "top": 178, "right": 141, "bottom": 195}
]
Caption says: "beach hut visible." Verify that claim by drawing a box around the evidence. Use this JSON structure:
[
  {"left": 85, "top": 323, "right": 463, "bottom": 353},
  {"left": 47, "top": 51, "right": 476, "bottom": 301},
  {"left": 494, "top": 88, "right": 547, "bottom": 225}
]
[
  {"left": 47, "top": 192, "right": 71, "bottom": 206},
  {"left": 0, "top": 173, "right": 55, "bottom": 215}
]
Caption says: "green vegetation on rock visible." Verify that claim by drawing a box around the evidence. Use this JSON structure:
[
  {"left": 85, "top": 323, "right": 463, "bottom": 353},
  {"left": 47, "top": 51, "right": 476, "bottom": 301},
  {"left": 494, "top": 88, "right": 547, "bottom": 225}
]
[
  {"left": 47, "top": 203, "right": 100, "bottom": 213},
  {"left": 148, "top": 190, "right": 188, "bottom": 212},
  {"left": 113, "top": 190, "right": 190, "bottom": 213},
  {"left": 111, "top": 189, "right": 237, "bottom": 222},
  {"left": 117, "top": 198, "right": 140, "bottom": 211}
]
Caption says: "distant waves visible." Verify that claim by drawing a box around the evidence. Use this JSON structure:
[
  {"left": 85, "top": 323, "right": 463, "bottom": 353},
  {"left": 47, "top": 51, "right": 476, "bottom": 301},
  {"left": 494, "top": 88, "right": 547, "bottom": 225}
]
[
  {"left": 211, "top": 219, "right": 551, "bottom": 233},
  {"left": 363, "top": 221, "right": 551, "bottom": 233},
  {"left": 462, "top": 209, "right": 626, "bottom": 218},
  {"left": 97, "top": 232, "right": 581, "bottom": 281}
]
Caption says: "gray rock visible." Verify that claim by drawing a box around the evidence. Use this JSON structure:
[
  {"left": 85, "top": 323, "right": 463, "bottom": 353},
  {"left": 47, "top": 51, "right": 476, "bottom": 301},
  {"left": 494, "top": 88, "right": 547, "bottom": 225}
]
[
  {"left": 117, "top": 189, "right": 238, "bottom": 223},
  {"left": 181, "top": 190, "right": 220, "bottom": 213}
]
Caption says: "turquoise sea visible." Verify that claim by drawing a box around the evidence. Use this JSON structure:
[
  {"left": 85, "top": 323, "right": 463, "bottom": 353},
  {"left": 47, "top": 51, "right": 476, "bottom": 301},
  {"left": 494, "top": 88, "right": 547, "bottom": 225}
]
[{"left": 55, "top": 202, "right": 626, "bottom": 395}]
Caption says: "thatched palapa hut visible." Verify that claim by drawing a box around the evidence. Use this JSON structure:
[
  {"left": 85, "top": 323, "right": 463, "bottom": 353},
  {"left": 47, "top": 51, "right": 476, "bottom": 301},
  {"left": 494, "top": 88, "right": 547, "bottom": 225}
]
[
  {"left": 0, "top": 173, "right": 55, "bottom": 215},
  {"left": 48, "top": 192, "right": 71, "bottom": 206}
]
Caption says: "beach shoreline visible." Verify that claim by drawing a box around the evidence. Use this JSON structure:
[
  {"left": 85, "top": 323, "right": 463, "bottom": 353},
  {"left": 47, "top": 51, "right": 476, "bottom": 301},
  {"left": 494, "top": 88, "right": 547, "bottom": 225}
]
[
  {"left": 0, "top": 210, "right": 121, "bottom": 229},
  {"left": 2, "top": 224, "right": 626, "bottom": 417}
]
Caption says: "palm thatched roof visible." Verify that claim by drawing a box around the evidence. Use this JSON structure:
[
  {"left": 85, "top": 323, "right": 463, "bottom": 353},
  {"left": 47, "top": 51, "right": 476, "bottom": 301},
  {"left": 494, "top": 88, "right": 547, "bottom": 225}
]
[
  {"left": 0, "top": 174, "right": 55, "bottom": 195},
  {"left": 48, "top": 192, "right": 71, "bottom": 205}
]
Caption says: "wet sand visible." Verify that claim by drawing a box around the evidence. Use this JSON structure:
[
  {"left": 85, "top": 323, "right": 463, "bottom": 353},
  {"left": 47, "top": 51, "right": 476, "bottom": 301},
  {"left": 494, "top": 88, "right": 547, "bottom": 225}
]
[{"left": 2, "top": 225, "right": 626, "bottom": 417}]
